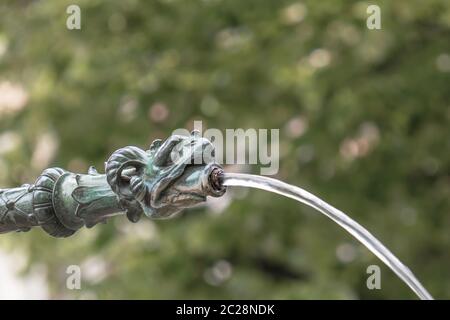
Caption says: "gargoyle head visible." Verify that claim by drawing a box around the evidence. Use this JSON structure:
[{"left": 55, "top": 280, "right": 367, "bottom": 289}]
[{"left": 105, "top": 131, "right": 226, "bottom": 220}]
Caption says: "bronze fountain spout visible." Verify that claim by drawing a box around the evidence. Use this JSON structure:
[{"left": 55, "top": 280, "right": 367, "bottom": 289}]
[{"left": 0, "top": 131, "right": 225, "bottom": 237}]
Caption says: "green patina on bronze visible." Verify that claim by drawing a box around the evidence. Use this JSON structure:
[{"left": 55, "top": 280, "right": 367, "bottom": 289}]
[{"left": 0, "top": 132, "right": 225, "bottom": 238}]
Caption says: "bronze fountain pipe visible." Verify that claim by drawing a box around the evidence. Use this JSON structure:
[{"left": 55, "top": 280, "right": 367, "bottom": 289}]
[{"left": 0, "top": 132, "right": 226, "bottom": 237}]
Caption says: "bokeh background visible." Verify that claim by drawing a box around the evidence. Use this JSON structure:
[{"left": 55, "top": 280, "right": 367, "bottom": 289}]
[{"left": 0, "top": 0, "right": 449, "bottom": 299}]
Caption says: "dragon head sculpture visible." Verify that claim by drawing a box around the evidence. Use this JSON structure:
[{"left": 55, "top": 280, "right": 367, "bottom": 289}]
[{"left": 105, "top": 131, "right": 226, "bottom": 221}]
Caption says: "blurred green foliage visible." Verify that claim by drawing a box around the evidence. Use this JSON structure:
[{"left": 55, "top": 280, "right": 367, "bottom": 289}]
[{"left": 0, "top": 0, "right": 449, "bottom": 299}]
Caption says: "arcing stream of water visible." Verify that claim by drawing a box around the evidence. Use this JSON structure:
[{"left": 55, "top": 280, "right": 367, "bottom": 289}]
[{"left": 221, "top": 172, "right": 433, "bottom": 300}]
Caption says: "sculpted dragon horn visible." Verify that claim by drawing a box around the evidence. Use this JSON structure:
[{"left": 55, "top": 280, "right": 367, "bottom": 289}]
[{"left": 105, "top": 146, "right": 149, "bottom": 201}]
